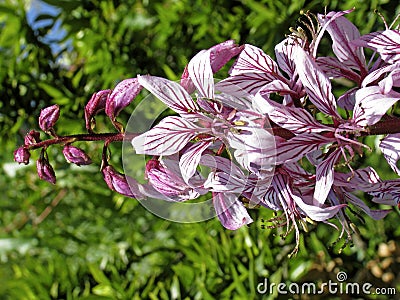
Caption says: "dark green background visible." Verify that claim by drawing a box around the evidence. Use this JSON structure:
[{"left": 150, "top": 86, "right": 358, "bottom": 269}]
[{"left": 1, "top": 0, "right": 399, "bottom": 299}]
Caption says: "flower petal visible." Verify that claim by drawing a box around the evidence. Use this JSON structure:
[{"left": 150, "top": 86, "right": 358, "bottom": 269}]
[
  {"left": 274, "top": 38, "right": 297, "bottom": 77},
  {"left": 213, "top": 192, "right": 253, "bottom": 230},
  {"left": 313, "top": 149, "right": 342, "bottom": 206},
  {"left": 295, "top": 46, "right": 339, "bottom": 118},
  {"left": 145, "top": 158, "right": 201, "bottom": 201},
  {"left": 188, "top": 50, "right": 214, "bottom": 99},
  {"left": 138, "top": 75, "right": 199, "bottom": 114},
  {"left": 179, "top": 140, "right": 213, "bottom": 184},
  {"left": 344, "top": 190, "right": 391, "bottom": 220},
  {"left": 132, "top": 116, "right": 203, "bottom": 155},
  {"left": 317, "top": 12, "right": 366, "bottom": 72},
  {"left": 227, "top": 125, "right": 276, "bottom": 175},
  {"left": 254, "top": 93, "right": 334, "bottom": 134},
  {"left": 353, "top": 86, "right": 400, "bottom": 126},
  {"left": 216, "top": 73, "right": 274, "bottom": 97},
  {"left": 273, "top": 133, "right": 335, "bottom": 164},
  {"left": 353, "top": 30, "right": 400, "bottom": 64},
  {"left": 380, "top": 133, "right": 400, "bottom": 176},
  {"left": 230, "top": 44, "right": 280, "bottom": 76}
]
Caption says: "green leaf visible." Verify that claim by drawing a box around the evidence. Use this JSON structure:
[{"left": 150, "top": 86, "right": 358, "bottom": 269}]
[{"left": 88, "top": 264, "right": 111, "bottom": 285}]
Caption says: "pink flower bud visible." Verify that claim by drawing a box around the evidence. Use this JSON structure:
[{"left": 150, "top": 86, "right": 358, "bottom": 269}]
[
  {"left": 180, "top": 66, "right": 196, "bottom": 94},
  {"left": 84, "top": 89, "right": 111, "bottom": 132},
  {"left": 63, "top": 145, "right": 92, "bottom": 166},
  {"left": 37, "top": 157, "right": 56, "bottom": 184},
  {"left": 14, "top": 147, "right": 30, "bottom": 165},
  {"left": 102, "top": 165, "right": 143, "bottom": 199},
  {"left": 39, "top": 104, "right": 60, "bottom": 132},
  {"left": 105, "top": 78, "right": 142, "bottom": 121},
  {"left": 209, "top": 40, "right": 243, "bottom": 73},
  {"left": 24, "top": 130, "right": 41, "bottom": 146}
]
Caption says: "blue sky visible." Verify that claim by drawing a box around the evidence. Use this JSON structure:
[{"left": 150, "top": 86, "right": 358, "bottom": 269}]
[{"left": 26, "top": 0, "right": 68, "bottom": 55}]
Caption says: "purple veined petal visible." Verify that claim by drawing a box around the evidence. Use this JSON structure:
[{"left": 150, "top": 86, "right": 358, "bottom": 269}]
[
  {"left": 209, "top": 40, "right": 243, "bottom": 73},
  {"left": 316, "top": 57, "right": 361, "bottom": 82},
  {"left": 137, "top": 75, "right": 199, "bottom": 114},
  {"left": 145, "top": 158, "right": 201, "bottom": 201},
  {"left": 179, "top": 140, "right": 213, "bottom": 184},
  {"left": 261, "top": 184, "right": 283, "bottom": 211},
  {"left": 253, "top": 93, "right": 334, "bottom": 134},
  {"left": 203, "top": 170, "right": 246, "bottom": 194},
  {"left": 337, "top": 87, "right": 357, "bottom": 110},
  {"left": 334, "top": 166, "right": 381, "bottom": 190},
  {"left": 202, "top": 155, "right": 248, "bottom": 194},
  {"left": 380, "top": 133, "right": 400, "bottom": 176},
  {"left": 213, "top": 192, "right": 253, "bottom": 230},
  {"left": 257, "top": 80, "right": 297, "bottom": 98},
  {"left": 229, "top": 44, "right": 281, "bottom": 77},
  {"left": 274, "top": 38, "right": 297, "bottom": 78},
  {"left": 295, "top": 46, "right": 340, "bottom": 118},
  {"left": 132, "top": 116, "right": 205, "bottom": 156},
  {"left": 378, "top": 68, "right": 400, "bottom": 94},
  {"left": 294, "top": 193, "right": 345, "bottom": 222},
  {"left": 85, "top": 89, "right": 111, "bottom": 131},
  {"left": 273, "top": 133, "right": 335, "bottom": 164},
  {"left": 213, "top": 93, "right": 253, "bottom": 111},
  {"left": 317, "top": 12, "right": 366, "bottom": 72},
  {"left": 353, "top": 86, "right": 400, "bottom": 127},
  {"left": 241, "top": 175, "right": 274, "bottom": 208},
  {"left": 313, "top": 149, "right": 342, "bottom": 206},
  {"left": 272, "top": 173, "right": 345, "bottom": 221},
  {"left": 352, "top": 30, "right": 400, "bottom": 64},
  {"left": 360, "top": 179, "right": 400, "bottom": 206},
  {"left": 312, "top": 9, "right": 354, "bottom": 57},
  {"left": 227, "top": 125, "right": 276, "bottom": 175},
  {"left": 106, "top": 78, "right": 142, "bottom": 121},
  {"left": 200, "top": 154, "right": 245, "bottom": 178},
  {"left": 361, "top": 63, "right": 399, "bottom": 87},
  {"left": 343, "top": 190, "right": 391, "bottom": 220},
  {"left": 187, "top": 49, "right": 214, "bottom": 99},
  {"left": 216, "top": 73, "right": 277, "bottom": 96}
]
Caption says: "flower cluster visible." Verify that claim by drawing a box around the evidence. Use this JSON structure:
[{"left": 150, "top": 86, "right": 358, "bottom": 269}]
[{"left": 15, "top": 9, "right": 400, "bottom": 254}]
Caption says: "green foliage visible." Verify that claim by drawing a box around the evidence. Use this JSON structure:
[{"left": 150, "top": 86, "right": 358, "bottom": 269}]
[{"left": 2, "top": 0, "right": 400, "bottom": 299}]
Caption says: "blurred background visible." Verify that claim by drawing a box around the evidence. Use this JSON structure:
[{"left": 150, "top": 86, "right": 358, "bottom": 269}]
[{"left": 1, "top": 0, "right": 400, "bottom": 299}]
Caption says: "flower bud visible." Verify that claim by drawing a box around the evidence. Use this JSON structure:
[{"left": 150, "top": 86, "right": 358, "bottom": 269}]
[
  {"left": 145, "top": 158, "right": 201, "bottom": 200},
  {"left": 105, "top": 78, "right": 142, "bottom": 122},
  {"left": 102, "top": 165, "right": 143, "bottom": 199},
  {"left": 39, "top": 104, "right": 60, "bottom": 132},
  {"left": 85, "top": 89, "right": 111, "bottom": 132},
  {"left": 180, "top": 66, "right": 196, "bottom": 94},
  {"left": 209, "top": 40, "right": 243, "bottom": 73},
  {"left": 14, "top": 147, "right": 30, "bottom": 165},
  {"left": 24, "top": 130, "right": 41, "bottom": 146},
  {"left": 63, "top": 145, "right": 92, "bottom": 166},
  {"left": 37, "top": 157, "right": 56, "bottom": 184}
]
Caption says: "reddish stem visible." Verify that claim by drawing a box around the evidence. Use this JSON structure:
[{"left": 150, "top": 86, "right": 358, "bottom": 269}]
[
  {"left": 366, "top": 116, "right": 400, "bottom": 136},
  {"left": 25, "top": 132, "right": 139, "bottom": 150}
]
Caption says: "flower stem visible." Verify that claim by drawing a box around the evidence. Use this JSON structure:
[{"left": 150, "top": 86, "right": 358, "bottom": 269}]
[
  {"left": 365, "top": 115, "right": 400, "bottom": 136},
  {"left": 25, "top": 132, "right": 139, "bottom": 150}
]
